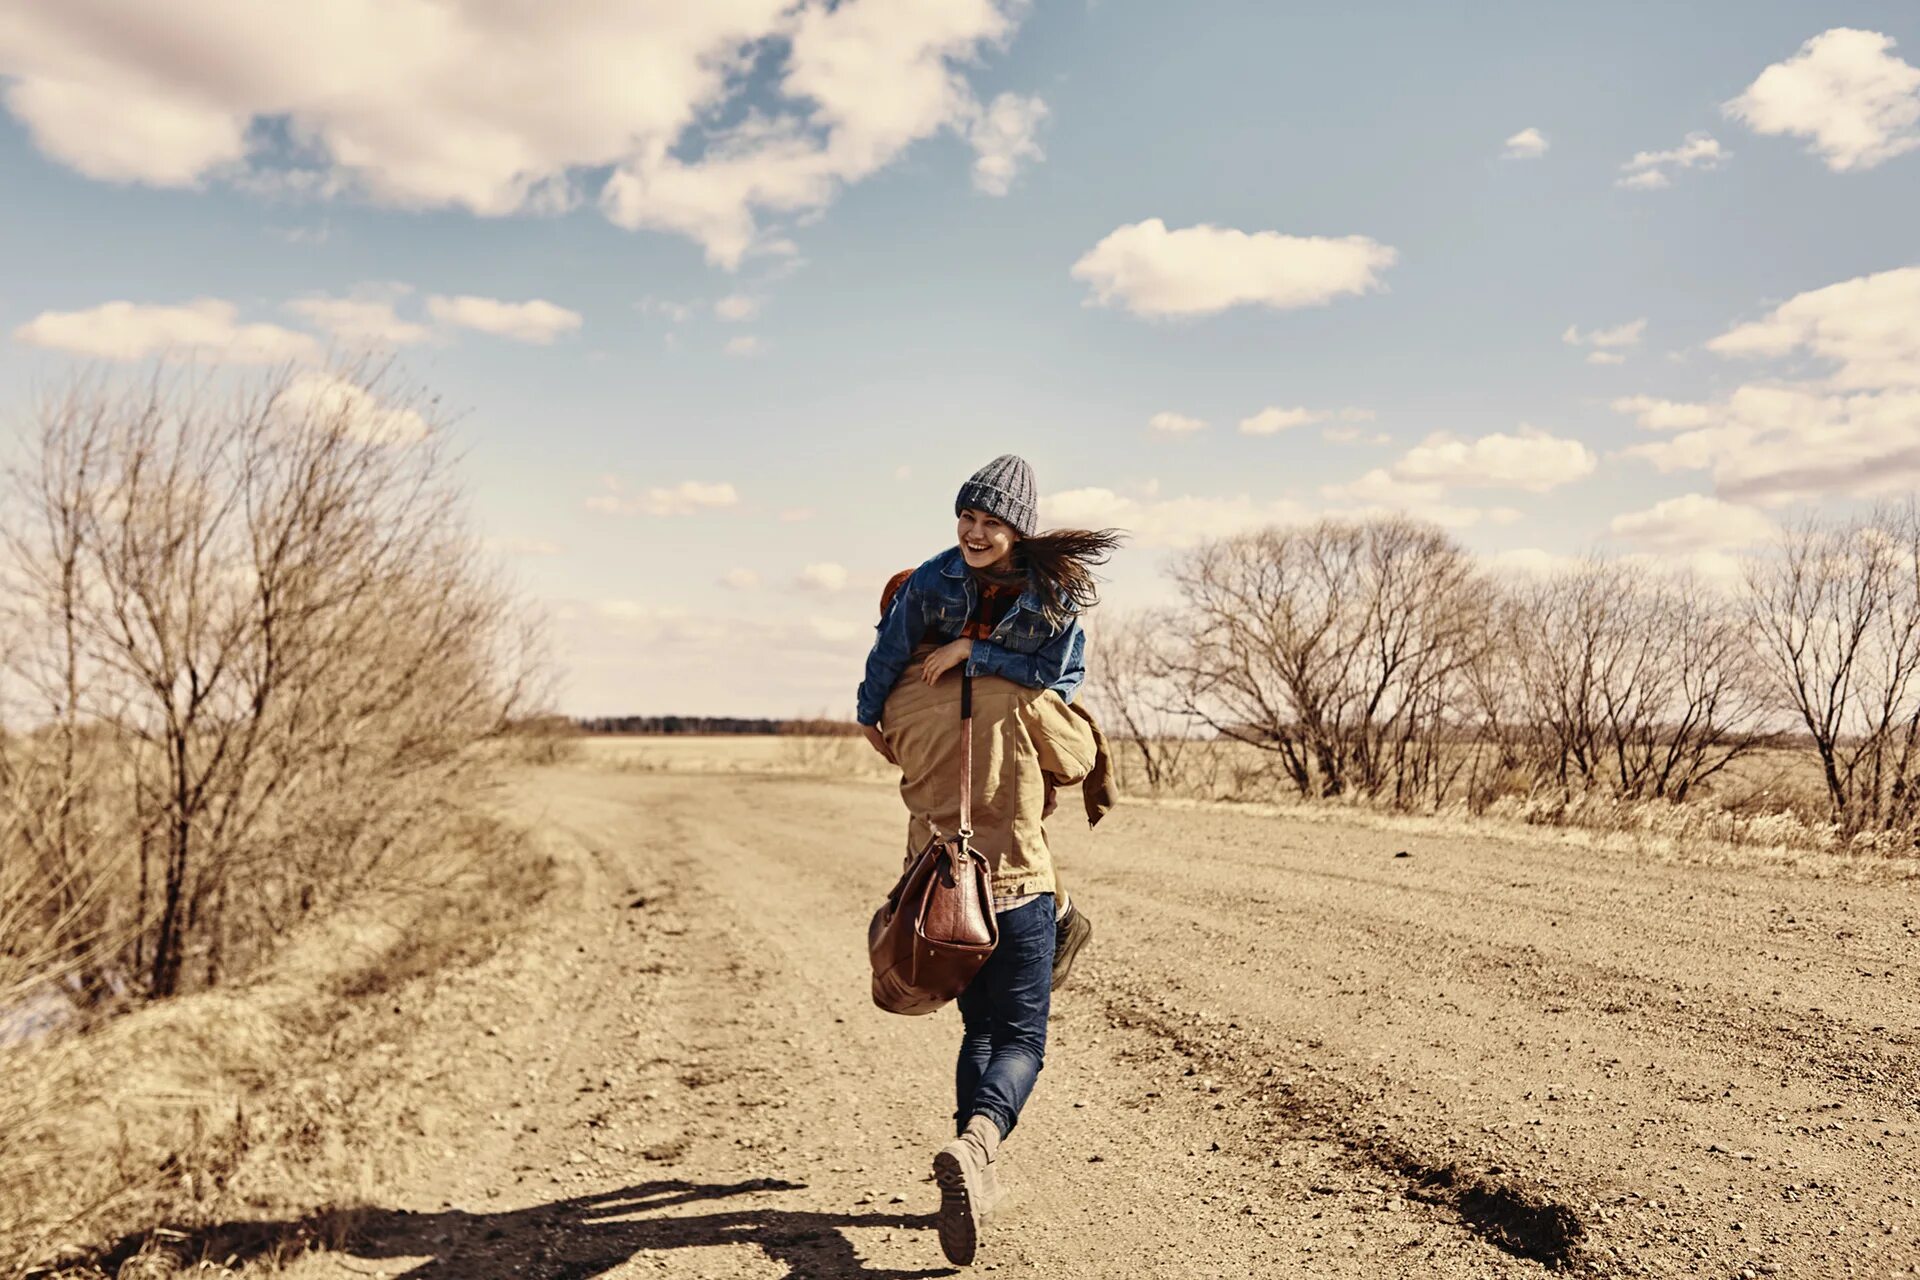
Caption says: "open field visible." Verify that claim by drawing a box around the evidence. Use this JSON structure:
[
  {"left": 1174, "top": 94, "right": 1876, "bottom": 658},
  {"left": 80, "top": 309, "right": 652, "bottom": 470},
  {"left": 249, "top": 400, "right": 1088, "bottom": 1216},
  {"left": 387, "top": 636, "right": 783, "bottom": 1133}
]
[
  {"left": 574, "top": 734, "right": 896, "bottom": 782},
  {"left": 29, "top": 756, "right": 1913, "bottom": 1278},
  {"left": 576, "top": 735, "right": 1919, "bottom": 878},
  {"left": 572, "top": 733, "right": 1837, "bottom": 811}
]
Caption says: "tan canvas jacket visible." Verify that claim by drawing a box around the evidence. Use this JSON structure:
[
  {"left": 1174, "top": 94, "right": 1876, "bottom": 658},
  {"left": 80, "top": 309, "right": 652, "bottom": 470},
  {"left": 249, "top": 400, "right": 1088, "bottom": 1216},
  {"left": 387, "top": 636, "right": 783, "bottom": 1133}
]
[{"left": 880, "top": 649, "right": 1109, "bottom": 900}]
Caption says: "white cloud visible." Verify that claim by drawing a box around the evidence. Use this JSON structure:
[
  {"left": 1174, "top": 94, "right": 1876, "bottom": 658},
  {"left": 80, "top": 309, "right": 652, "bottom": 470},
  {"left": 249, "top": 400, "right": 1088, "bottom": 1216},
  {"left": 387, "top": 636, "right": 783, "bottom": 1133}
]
[
  {"left": 1503, "top": 127, "right": 1549, "bottom": 159},
  {"left": 1483, "top": 547, "right": 1583, "bottom": 579},
  {"left": 287, "top": 288, "right": 433, "bottom": 346},
  {"left": 1325, "top": 469, "right": 1440, "bottom": 505},
  {"left": 13, "top": 297, "right": 320, "bottom": 363},
  {"left": 1043, "top": 486, "right": 1310, "bottom": 550},
  {"left": 1390, "top": 425, "right": 1596, "bottom": 492},
  {"left": 1319, "top": 469, "right": 1512, "bottom": 529},
  {"left": 720, "top": 567, "right": 762, "bottom": 590},
  {"left": 1608, "top": 493, "right": 1775, "bottom": 552},
  {"left": 587, "top": 477, "right": 739, "bottom": 517},
  {"left": 1617, "top": 169, "right": 1671, "bottom": 191},
  {"left": 1236, "top": 405, "right": 1371, "bottom": 435},
  {"left": 274, "top": 371, "right": 431, "bottom": 445},
  {"left": 1725, "top": 28, "right": 1920, "bottom": 172},
  {"left": 1706, "top": 265, "right": 1920, "bottom": 389},
  {"left": 598, "top": 1, "right": 1036, "bottom": 266},
  {"left": 273, "top": 223, "right": 332, "bottom": 246},
  {"left": 1623, "top": 384, "right": 1920, "bottom": 506},
  {"left": 1321, "top": 425, "right": 1390, "bottom": 446},
  {"left": 1, "top": 75, "right": 249, "bottom": 185},
  {"left": 1565, "top": 318, "right": 1643, "bottom": 369},
  {"left": 485, "top": 537, "right": 564, "bottom": 557},
  {"left": 550, "top": 594, "right": 875, "bottom": 715},
  {"left": 426, "top": 295, "right": 582, "bottom": 344},
  {"left": 714, "top": 294, "right": 762, "bottom": 322},
  {"left": 806, "top": 614, "right": 866, "bottom": 644},
  {"left": 1238, "top": 406, "right": 1317, "bottom": 435},
  {"left": 1148, "top": 411, "right": 1207, "bottom": 434},
  {"left": 0, "top": 1, "right": 1034, "bottom": 267},
  {"left": 1612, "top": 395, "right": 1715, "bottom": 430},
  {"left": 724, "top": 335, "right": 763, "bottom": 357},
  {"left": 797, "top": 562, "right": 849, "bottom": 592},
  {"left": 780, "top": 507, "right": 817, "bottom": 523},
  {"left": 1069, "top": 219, "right": 1397, "bottom": 318},
  {"left": 1617, "top": 131, "right": 1726, "bottom": 188},
  {"left": 1562, "top": 318, "right": 1647, "bottom": 349},
  {"left": 966, "top": 91, "right": 1047, "bottom": 195},
  {"left": 583, "top": 600, "right": 732, "bottom": 646},
  {"left": 638, "top": 297, "right": 694, "bottom": 324}
]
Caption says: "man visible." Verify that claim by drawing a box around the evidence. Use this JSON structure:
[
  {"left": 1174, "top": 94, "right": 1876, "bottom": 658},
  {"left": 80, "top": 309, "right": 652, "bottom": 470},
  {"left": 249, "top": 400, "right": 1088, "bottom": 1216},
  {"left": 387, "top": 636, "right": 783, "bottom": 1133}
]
[
  {"left": 871, "top": 615, "right": 1113, "bottom": 1265},
  {"left": 875, "top": 568, "right": 1102, "bottom": 992}
]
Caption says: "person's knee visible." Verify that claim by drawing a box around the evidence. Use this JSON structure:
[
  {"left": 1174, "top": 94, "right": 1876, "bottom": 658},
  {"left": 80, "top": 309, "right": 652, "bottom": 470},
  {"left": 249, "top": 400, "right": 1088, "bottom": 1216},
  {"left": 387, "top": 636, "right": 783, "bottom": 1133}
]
[{"left": 995, "top": 1033, "right": 1046, "bottom": 1075}]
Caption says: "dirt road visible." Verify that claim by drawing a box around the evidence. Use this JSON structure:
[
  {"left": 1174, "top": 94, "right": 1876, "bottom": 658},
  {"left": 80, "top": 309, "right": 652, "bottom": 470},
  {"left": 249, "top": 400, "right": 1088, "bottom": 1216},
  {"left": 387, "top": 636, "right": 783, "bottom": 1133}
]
[{"left": 264, "top": 764, "right": 1918, "bottom": 1279}]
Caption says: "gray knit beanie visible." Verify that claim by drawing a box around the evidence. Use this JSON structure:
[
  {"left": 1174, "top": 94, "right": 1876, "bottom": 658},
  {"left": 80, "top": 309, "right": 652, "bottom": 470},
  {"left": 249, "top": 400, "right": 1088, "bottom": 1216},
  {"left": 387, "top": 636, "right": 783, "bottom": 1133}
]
[{"left": 954, "top": 454, "right": 1038, "bottom": 537}]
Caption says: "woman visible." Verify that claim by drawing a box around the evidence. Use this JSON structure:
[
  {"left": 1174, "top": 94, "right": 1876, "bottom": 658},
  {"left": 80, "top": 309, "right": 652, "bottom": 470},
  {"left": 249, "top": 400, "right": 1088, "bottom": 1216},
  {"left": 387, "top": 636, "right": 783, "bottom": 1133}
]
[{"left": 856, "top": 454, "right": 1121, "bottom": 1265}]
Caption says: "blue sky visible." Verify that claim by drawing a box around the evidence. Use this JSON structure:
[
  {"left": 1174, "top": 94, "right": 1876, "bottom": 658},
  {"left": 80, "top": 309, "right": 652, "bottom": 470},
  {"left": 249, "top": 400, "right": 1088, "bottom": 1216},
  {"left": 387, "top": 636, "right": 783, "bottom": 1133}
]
[{"left": 3, "top": 3, "right": 1918, "bottom": 715}]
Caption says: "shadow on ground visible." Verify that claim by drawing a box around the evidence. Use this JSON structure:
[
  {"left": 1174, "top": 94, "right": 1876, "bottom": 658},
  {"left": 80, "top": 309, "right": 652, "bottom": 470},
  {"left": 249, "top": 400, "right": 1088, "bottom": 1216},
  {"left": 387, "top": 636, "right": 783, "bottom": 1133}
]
[{"left": 100, "top": 1179, "right": 956, "bottom": 1280}]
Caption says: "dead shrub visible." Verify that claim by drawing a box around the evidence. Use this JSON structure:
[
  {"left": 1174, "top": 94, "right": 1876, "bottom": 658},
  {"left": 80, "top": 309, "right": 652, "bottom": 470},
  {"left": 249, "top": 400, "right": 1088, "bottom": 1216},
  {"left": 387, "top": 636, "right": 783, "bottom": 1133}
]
[
  {"left": 1747, "top": 503, "right": 1920, "bottom": 838},
  {"left": 0, "top": 364, "right": 546, "bottom": 1014}
]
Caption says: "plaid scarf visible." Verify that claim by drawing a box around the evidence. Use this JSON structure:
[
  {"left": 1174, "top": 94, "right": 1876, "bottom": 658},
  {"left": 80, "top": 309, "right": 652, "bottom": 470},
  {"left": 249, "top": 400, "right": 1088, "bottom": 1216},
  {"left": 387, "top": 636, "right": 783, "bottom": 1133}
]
[{"left": 960, "top": 577, "right": 1020, "bottom": 640}]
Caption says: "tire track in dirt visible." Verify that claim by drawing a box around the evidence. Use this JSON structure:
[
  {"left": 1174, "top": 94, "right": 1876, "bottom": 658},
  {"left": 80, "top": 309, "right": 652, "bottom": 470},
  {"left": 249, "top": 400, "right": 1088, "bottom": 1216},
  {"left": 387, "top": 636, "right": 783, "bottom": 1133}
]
[
  {"left": 1042, "top": 789, "right": 1920, "bottom": 1278},
  {"left": 256, "top": 767, "right": 1916, "bottom": 1279},
  {"left": 566, "top": 771, "right": 1543, "bottom": 1277}
]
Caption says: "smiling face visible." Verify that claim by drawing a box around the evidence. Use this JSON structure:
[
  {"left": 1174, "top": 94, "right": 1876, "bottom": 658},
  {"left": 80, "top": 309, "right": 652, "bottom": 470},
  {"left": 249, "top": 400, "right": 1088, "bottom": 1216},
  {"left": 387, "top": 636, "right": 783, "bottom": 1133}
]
[{"left": 956, "top": 507, "right": 1018, "bottom": 572}]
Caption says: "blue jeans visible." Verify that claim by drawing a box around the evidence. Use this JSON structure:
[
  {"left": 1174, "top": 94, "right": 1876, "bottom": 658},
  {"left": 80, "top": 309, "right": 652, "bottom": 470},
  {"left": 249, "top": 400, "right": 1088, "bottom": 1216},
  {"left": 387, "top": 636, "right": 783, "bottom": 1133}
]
[{"left": 954, "top": 895, "right": 1055, "bottom": 1139}]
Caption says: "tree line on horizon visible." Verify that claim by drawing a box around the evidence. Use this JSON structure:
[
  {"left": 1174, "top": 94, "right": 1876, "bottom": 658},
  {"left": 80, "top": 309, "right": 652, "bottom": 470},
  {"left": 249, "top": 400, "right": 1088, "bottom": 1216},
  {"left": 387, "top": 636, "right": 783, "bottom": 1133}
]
[
  {"left": 576, "top": 714, "right": 861, "bottom": 736},
  {"left": 1085, "top": 507, "right": 1920, "bottom": 843}
]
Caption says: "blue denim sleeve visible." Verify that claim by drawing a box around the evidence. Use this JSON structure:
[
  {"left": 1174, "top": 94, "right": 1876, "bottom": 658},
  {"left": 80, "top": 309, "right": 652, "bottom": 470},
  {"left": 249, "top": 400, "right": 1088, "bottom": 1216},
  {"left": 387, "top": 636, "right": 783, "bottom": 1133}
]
[
  {"left": 855, "top": 583, "right": 926, "bottom": 725},
  {"left": 965, "top": 618, "right": 1086, "bottom": 703}
]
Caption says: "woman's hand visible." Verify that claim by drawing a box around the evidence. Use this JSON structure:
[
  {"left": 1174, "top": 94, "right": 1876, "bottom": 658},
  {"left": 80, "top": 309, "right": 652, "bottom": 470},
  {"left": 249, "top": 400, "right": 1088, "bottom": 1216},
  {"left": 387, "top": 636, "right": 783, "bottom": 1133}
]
[
  {"left": 920, "top": 637, "right": 972, "bottom": 685},
  {"left": 861, "top": 723, "right": 897, "bottom": 765}
]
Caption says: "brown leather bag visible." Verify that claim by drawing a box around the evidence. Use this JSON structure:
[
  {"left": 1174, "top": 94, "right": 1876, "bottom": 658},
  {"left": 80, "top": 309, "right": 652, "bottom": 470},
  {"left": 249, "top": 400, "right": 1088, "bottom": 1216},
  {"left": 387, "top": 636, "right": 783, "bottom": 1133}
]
[{"left": 868, "top": 673, "right": 998, "bottom": 1015}]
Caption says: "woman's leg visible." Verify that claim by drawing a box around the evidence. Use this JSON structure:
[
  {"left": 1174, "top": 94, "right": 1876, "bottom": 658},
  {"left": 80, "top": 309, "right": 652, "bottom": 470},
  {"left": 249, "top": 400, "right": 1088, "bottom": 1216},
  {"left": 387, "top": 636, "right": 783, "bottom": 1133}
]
[
  {"left": 953, "top": 1023, "right": 995, "bottom": 1135},
  {"left": 954, "top": 896, "right": 1056, "bottom": 1138},
  {"left": 939, "top": 896, "right": 1056, "bottom": 1265}
]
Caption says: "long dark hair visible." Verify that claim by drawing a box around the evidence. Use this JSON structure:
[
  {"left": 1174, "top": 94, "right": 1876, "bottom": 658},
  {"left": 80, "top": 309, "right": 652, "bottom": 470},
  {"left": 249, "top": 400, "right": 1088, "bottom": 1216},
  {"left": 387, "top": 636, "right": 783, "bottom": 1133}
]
[{"left": 979, "top": 527, "right": 1127, "bottom": 627}]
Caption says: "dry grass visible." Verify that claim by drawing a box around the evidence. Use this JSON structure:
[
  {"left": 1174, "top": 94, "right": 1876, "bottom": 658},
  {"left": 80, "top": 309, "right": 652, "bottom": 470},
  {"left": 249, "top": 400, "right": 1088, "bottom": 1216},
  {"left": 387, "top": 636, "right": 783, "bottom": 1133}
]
[
  {"left": 666, "top": 734, "right": 1919, "bottom": 881},
  {"left": 1114, "top": 739, "right": 1916, "bottom": 876},
  {"left": 574, "top": 734, "right": 897, "bottom": 782},
  {"left": 0, "top": 811, "right": 552, "bottom": 1280}
]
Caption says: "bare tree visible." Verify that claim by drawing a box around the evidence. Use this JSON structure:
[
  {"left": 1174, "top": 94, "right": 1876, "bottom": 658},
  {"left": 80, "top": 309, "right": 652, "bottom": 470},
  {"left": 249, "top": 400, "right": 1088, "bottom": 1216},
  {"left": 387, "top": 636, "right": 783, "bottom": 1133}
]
[
  {"left": 1647, "top": 574, "right": 1773, "bottom": 801},
  {"left": 1507, "top": 560, "right": 1769, "bottom": 802},
  {"left": 1082, "top": 609, "right": 1193, "bottom": 793},
  {"left": 1746, "top": 504, "right": 1920, "bottom": 834},
  {"left": 1348, "top": 516, "right": 1493, "bottom": 805},
  {"left": 1457, "top": 592, "right": 1534, "bottom": 810},
  {"left": 1, "top": 364, "right": 543, "bottom": 1002},
  {"left": 1160, "top": 516, "right": 1491, "bottom": 804}
]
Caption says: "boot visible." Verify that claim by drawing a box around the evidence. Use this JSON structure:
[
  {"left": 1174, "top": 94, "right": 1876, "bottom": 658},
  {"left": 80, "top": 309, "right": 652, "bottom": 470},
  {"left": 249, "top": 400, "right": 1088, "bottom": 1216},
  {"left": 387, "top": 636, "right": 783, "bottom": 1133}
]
[
  {"left": 1051, "top": 898, "right": 1093, "bottom": 991},
  {"left": 933, "top": 1114, "right": 1001, "bottom": 1264}
]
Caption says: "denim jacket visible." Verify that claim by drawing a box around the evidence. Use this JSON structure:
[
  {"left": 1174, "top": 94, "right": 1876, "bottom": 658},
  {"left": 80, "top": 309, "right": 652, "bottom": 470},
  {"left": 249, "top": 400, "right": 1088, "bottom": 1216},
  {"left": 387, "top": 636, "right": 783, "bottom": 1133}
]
[{"left": 856, "top": 547, "right": 1086, "bottom": 726}]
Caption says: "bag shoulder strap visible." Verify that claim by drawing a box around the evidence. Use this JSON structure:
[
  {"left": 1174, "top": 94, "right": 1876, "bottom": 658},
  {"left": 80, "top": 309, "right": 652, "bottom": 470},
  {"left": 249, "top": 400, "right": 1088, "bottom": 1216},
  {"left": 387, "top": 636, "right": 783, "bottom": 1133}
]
[{"left": 958, "top": 671, "right": 973, "bottom": 839}]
